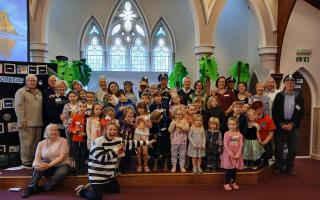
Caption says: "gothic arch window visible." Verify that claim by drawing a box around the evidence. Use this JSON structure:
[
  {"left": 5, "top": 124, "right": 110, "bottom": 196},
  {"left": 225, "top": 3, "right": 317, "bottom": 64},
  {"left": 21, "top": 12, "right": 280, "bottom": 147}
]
[
  {"left": 80, "top": 17, "right": 105, "bottom": 71},
  {"left": 106, "top": 0, "right": 149, "bottom": 71},
  {"left": 151, "top": 18, "right": 175, "bottom": 72}
]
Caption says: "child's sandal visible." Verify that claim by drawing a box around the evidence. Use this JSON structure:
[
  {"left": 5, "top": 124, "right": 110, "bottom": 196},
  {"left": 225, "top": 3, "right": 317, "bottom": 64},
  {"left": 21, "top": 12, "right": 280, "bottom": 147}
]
[
  {"left": 223, "top": 184, "right": 233, "bottom": 191},
  {"left": 231, "top": 183, "right": 240, "bottom": 190}
]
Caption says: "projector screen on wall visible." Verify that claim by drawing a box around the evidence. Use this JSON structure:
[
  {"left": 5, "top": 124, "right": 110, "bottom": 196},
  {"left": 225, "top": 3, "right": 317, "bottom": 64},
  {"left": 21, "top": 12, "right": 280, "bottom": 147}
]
[{"left": 0, "top": 0, "right": 29, "bottom": 62}]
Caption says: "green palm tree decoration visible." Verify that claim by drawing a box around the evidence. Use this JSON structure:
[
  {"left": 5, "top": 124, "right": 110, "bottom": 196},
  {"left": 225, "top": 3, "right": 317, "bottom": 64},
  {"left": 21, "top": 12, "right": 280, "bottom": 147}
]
[
  {"left": 229, "top": 61, "right": 250, "bottom": 85},
  {"left": 50, "top": 56, "right": 92, "bottom": 88},
  {"left": 169, "top": 61, "right": 188, "bottom": 89},
  {"left": 199, "top": 56, "right": 219, "bottom": 95},
  {"left": 199, "top": 56, "right": 219, "bottom": 84}
]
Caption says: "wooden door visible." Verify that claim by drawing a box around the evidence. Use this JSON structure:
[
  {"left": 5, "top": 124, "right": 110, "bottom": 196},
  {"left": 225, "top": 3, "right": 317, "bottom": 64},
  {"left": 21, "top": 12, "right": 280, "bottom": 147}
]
[{"left": 293, "top": 71, "right": 311, "bottom": 156}]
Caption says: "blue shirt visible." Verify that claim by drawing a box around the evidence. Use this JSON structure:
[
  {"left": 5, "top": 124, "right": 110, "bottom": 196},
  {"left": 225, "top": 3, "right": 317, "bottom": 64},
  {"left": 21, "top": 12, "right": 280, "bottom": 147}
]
[{"left": 284, "top": 92, "right": 295, "bottom": 120}]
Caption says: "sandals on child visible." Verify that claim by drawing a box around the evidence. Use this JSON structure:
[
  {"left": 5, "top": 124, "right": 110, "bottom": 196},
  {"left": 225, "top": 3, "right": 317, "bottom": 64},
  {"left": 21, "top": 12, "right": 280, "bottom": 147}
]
[{"left": 223, "top": 184, "right": 233, "bottom": 191}]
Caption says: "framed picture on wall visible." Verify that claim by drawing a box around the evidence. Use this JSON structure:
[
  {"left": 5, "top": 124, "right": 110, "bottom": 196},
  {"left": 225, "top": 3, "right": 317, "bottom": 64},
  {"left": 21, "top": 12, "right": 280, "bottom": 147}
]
[
  {"left": 37, "top": 65, "right": 48, "bottom": 75},
  {"left": 0, "top": 123, "right": 4, "bottom": 134},
  {"left": 0, "top": 145, "right": 5, "bottom": 153},
  {"left": 9, "top": 146, "right": 19, "bottom": 153},
  {"left": 17, "top": 65, "right": 28, "bottom": 74},
  {"left": 28, "top": 65, "right": 38, "bottom": 74},
  {"left": 7, "top": 122, "right": 18, "bottom": 133},
  {"left": 4, "top": 64, "right": 16, "bottom": 74},
  {"left": 2, "top": 98, "right": 14, "bottom": 109}
]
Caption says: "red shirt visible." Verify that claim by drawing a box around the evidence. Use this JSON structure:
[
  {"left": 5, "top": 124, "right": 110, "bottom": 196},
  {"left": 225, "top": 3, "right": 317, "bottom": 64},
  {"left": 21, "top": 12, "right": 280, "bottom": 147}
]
[
  {"left": 68, "top": 114, "right": 86, "bottom": 142},
  {"left": 256, "top": 114, "right": 276, "bottom": 141}
]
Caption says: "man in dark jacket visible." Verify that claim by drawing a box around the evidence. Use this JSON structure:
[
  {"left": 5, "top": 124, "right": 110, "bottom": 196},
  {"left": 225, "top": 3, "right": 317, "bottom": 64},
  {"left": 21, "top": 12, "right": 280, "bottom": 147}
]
[{"left": 272, "top": 74, "right": 305, "bottom": 175}]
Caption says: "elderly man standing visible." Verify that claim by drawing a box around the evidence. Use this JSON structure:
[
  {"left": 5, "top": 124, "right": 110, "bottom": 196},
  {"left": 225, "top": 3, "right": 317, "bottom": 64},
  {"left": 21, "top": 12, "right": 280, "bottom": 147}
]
[
  {"left": 177, "top": 76, "right": 194, "bottom": 105},
  {"left": 95, "top": 76, "right": 108, "bottom": 103},
  {"left": 15, "top": 74, "right": 43, "bottom": 168},
  {"left": 272, "top": 74, "right": 305, "bottom": 175}
]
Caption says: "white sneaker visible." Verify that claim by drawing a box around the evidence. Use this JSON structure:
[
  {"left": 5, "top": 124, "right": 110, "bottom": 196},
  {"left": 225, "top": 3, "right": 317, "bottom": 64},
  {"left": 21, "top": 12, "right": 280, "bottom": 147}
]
[
  {"left": 180, "top": 167, "right": 187, "bottom": 173},
  {"left": 75, "top": 185, "right": 84, "bottom": 196},
  {"left": 171, "top": 166, "right": 176, "bottom": 173},
  {"left": 74, "top": 185, "right": 84, "bottom": 192},
  {"left": 21, "top": 165, "right": 33, "bottom": 169}
]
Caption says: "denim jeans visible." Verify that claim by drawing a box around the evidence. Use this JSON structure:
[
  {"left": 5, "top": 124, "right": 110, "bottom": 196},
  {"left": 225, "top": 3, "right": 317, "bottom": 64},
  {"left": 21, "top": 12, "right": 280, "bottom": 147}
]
[
  {"left": 274, "top": 128, "right": 299, "bottom": 172},
  {"left": 29, "top": 162, "right": 71, "bottom": 191},
  {"left": 81, "top": 178, "right": 120, "bottom": 200}
]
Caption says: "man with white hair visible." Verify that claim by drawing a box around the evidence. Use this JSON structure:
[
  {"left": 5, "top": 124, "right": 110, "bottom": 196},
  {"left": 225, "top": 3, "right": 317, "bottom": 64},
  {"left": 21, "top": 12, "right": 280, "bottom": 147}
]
[
  {"left": 177, "top": 76, "right": 194, "bottom": 105},
  {"left": 95, "top": 76, "right": 108, "bottom": 103},
  {"left": 264, "top": 76, "right": 280, "bottom": 116},
  {"left": 14, "top": 74, "right": 43, "bottom": 168}
]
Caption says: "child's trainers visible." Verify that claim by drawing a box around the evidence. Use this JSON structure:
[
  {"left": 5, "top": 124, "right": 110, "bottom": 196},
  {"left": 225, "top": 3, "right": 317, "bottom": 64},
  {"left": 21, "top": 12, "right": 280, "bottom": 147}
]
[
  {"left": 192, "top": 167, "right": 197, "bottom": 174},
  {"left": 136, "top": 166, "right": 142, "bottom": 172},
  {"left": 198, "top": 167, "right": 203, "bottom": 173},
  {"left": 144, "top": 166, "right": 150, "bottom": 172},
  {"left": 171, "top": 166, "right": 176, "bottom": 173},
  {"left": 180, "top": 167, "right": 187, "bottom": 173}
]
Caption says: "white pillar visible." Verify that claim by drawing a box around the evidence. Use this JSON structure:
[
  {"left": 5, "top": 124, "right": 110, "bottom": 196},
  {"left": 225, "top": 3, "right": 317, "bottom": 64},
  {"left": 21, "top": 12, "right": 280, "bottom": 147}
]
[
  {"left": 30, "top": 42, "right": 49, "bottom": 62},
  {"left": 194, "top": 45, "right": 215, "bottom": 78},
  {"left": 258, "top": 46, "right": 277, "bottom": 72}
]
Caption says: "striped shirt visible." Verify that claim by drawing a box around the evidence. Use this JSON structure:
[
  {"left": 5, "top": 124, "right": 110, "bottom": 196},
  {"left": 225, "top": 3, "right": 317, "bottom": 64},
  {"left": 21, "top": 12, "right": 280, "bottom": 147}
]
[{"left": 88, "top": 136, "right": 149, "bottom": 184}]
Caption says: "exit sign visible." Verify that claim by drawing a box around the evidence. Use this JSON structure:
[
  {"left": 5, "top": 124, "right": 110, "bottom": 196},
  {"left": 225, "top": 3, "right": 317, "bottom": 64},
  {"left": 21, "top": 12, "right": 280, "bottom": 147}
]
[{"left": 296, "top": 57, "right": 309, "bottom": 63}]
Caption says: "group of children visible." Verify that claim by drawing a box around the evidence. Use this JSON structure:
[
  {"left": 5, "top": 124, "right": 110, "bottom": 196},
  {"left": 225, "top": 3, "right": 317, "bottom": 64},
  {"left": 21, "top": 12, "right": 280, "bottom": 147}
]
[{"left": 60, "top": 78, "right": 271, "bottom": 191}]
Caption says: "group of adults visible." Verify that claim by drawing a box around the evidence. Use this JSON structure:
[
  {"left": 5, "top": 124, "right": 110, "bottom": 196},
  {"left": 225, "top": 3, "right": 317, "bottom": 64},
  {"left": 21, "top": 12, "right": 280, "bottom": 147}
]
[{"left": 13, "top": 72, "right": 304, "bottom": 198}]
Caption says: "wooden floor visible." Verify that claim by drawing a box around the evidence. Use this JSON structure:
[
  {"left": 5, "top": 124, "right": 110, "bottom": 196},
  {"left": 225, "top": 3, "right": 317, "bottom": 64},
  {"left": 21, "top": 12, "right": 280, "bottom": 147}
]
[{"left": 0, "top": 165, "right": 273, "bottom": 190}]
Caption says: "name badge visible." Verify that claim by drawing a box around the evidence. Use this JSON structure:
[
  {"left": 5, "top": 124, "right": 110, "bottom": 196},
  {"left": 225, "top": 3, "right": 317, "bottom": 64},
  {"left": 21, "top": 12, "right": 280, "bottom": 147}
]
[
  {"left": 161, "top": 128, "right": 167, "bottom": 131},
  {"left": 296, "top": 105, "right": 301, "bottom": 110},
  {"left": 55, "top": 98, "right": 61, "bottom": 102},
  {"left": 223, "top": 94, "right": 230, "bottom": 97}
]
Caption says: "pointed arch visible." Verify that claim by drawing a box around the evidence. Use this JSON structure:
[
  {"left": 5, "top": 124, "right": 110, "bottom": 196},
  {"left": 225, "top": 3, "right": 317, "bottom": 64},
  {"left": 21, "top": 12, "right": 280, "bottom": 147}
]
[
  {"left": 248, "top": 72, "right": 259, "bottom": 94},
  {"left": 106, "top": 0, "right": 149, "bottom": 71},
  {"left": 80, "top": 16, "right": 105, "bottom": 71},
  {"left": 151, "top": 17, "right": 175, "bottom": 72}
]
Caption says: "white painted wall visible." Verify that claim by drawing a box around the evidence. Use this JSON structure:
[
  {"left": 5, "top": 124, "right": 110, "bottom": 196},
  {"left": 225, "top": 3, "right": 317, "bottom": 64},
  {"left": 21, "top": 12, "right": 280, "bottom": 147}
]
[
  {"left": 47, "top": 0, "right": 196, "bottom": 91},
  {"left": 214, "top": 0, "right": 260, "bottom": 81},
  {"left": 280, "top": 0, "right": 320, "bottom": 104}
]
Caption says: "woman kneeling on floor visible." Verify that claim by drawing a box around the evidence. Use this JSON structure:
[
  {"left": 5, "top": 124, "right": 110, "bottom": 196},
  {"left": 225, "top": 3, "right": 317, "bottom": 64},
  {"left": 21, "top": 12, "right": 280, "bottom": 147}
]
[
  {"left": 22, "top": 124, "right": 71, "bottom": 198},
  {"left": 75, "top": 122, "right": 154, "bottom": 200}
]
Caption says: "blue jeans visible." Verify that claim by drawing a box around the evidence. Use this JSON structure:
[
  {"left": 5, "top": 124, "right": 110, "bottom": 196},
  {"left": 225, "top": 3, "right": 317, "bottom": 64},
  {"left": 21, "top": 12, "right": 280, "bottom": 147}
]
[
  {"left": 29, "top": 162, "right": 71, "bottom": 191},
  {"left": 274, "top": 128, "right": 299, "bottom": 172},
  {"left": 80, "top": 178, "right": 120, "bottom": 200}
]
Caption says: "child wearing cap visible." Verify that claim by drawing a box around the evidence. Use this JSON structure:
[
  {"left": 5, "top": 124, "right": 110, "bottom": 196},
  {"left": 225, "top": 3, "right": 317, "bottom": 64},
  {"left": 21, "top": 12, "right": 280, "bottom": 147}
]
[{"left": 139, "top": 76, "right": 149, "bottom": 98}]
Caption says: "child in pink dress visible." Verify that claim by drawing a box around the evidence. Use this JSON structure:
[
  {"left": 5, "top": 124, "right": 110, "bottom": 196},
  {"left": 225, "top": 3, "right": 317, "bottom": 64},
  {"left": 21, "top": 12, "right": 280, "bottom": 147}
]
[{"left": 221, "top": 116, "right": 244, "bottom": 191}]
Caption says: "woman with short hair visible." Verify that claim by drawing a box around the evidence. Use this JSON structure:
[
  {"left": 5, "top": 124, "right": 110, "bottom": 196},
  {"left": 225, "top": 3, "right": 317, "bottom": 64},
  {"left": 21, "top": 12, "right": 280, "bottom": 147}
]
[{"left": 22, "top": 124, "right": 71, "bottom": 198}]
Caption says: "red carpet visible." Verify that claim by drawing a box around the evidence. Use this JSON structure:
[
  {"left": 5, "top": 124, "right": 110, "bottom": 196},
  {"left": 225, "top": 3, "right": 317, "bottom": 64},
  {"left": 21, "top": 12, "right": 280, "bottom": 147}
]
[{"left": 0, "top": 158, "right": 319, "bottom": 200}]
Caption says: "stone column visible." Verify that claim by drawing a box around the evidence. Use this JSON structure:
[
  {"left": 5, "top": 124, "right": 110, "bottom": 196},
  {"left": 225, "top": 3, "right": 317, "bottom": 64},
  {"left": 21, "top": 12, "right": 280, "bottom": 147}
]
[
  {"left": 30, "top": 42, "right": 49, "bottom": 62},
  {"left": 194, "top": 45, "right": 215, "bottom": 94},
  {"left": 258, "top": 46, "right": 282, "bottom": 88}
]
